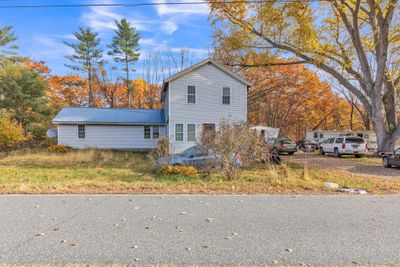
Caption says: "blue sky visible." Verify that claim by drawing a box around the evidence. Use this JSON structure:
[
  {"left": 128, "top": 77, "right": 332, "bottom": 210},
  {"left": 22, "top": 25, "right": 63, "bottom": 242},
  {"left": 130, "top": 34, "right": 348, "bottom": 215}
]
[{"left": 0, "top": 0, "right": 212, "bottom": 78}]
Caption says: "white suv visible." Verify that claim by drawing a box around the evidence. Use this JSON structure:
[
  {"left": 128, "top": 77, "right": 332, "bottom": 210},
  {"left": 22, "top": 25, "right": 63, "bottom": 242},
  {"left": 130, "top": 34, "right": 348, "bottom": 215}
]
[{"left": 319, "top": 137, "right": 367, "bottom": 158}]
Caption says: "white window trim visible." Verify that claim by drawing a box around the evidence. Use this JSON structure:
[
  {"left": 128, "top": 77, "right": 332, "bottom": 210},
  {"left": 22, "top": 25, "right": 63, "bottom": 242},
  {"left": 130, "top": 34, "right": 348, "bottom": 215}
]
[
  {"left": 187, "top": 85, "right": 196, "bottom": 104},
  {"left": 222, "top": 87, "right": 231, "bottom": 105},
  {"left": 175, "top": 123, "right": 184, "bottom": 142},
  {"left": 187, "top": 124, "right": 196, "bottom": 142}
]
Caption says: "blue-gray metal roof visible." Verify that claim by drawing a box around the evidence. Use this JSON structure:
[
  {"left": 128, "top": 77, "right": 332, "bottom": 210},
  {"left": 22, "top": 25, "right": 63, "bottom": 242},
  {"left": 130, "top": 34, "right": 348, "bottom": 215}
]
[{"left": 53, "top": 107, "right": 165, "bottom": 125}]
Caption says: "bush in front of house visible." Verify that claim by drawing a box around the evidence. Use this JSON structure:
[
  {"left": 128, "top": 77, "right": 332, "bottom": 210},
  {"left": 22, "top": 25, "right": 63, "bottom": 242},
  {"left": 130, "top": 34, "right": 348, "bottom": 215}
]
[
  {"left": 161, "top": 165, "right": 198, "bottom": 176},
  {"left": 201, "top": 120, "right": 267, "bottom": 180},
  {"left": 47, "top": 145, "right": 71, "bottom": 153},
  {"left": 150, "top": 137, "right": 170, "bottom": 167}
]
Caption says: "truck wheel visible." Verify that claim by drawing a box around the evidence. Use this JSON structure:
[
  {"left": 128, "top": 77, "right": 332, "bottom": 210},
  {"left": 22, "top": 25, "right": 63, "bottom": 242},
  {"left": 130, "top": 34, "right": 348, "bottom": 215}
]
[
  {"left": 355, "top": 154, "right": 363, "bottom": 158},
  {"left": 319, "top": 148, "right": 325, "bottom": 155},
  {"left": 334, "top": 148, "right": 341, "bottom": 158}
]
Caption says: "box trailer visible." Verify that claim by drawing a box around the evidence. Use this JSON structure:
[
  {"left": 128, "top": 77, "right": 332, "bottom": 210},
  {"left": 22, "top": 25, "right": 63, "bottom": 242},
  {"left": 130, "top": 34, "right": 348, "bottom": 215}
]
[{"left": 250, "top": 126, "right": 280, "bottom": 142}]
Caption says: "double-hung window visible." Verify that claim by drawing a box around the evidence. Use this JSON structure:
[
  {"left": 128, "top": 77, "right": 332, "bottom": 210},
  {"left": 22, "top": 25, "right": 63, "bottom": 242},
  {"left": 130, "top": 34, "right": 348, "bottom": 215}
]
[
  {"left": 78, "top": 125, "right": 85, "bottom": 139},
  {"left": 187, "top": 124, "right": 196, "bottom": 141},
  {"left": 175, "top": 124, "right": 184, "bottom": 141},
  {"left": 144, "top": 126, "right": 151, "bottom": 139},
  {"left": 153, "top": 126, "right": 159, "bottom": 139},
  {"left": 187, "top": 86, "right": 196, "bottom": 104},
  {"left": 222, "top": 87, "right": 230, "bottom": 105}
]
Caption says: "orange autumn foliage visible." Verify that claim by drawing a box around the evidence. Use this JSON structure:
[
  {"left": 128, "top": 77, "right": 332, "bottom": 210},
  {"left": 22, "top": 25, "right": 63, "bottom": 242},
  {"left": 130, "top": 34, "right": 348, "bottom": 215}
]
[
  {"left": 245, "top": 64, "right": 365, "bottom": 141},
  {"left": 47, "top": 75, "right": 88, "bottom": 111},
  {"left": 128, "top": 78, "right": 163, "bottom": 109}
]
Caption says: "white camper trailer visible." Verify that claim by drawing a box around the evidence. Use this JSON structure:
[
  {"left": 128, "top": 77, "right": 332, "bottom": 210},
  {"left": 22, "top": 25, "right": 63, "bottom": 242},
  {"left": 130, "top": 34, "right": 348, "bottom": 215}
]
[
  {"left": 250, "top": 126, "right": 280, "bottom": 142},
  {"left": 305, "top": 130, "right": 377, "bottom": 150}
]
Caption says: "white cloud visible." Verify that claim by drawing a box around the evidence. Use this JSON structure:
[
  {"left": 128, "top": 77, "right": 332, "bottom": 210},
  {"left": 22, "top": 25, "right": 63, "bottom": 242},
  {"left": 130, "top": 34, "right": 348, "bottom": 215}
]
[
  {"left": 81, "top": 6, "right": 121, "bottom": 31},
  {"left": 161, "top": 21, "right": 178, "bottom": 34},
  {"left": 154, "top": 0, "right": 209, "bottom": 16},
  {"left": 32, "top": 35, "right": 74, "bottom": 60},
  {"left": 139, "top": 38, "right": 156, "bottom": 46}
]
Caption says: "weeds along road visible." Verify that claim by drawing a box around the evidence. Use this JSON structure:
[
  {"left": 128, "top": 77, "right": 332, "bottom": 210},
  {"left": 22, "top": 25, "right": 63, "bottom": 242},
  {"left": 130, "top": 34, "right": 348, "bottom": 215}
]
[{"left": 1, "top": 195, "right": 400, "bottom": 265}]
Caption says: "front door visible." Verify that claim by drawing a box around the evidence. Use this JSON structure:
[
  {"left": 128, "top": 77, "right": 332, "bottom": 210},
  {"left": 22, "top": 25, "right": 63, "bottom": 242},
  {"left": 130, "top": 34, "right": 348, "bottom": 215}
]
[
  {"left": 203, "top": 124, "right": 216, "bottom": 141},
  {"left": 203, "top": 124, "right": 215, "bottom": 133}
]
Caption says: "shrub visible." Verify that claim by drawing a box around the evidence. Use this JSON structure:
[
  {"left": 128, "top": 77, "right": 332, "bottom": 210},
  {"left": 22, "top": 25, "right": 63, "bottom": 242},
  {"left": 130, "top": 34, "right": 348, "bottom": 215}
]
[
  {"left": 150, "top": 137, "right": 170, "bottom": 167},
  {"left": 47, "top": 145, "right": 70, "bottom": 153},
  {"left": 0, "top": 111, "right": 29, "bottom": 148},
  {"left": 161, "top": 165, "right": 198, "bottom": 176},
  {"left": 201, "top": 120, "right": 266, "bottom": 180}
]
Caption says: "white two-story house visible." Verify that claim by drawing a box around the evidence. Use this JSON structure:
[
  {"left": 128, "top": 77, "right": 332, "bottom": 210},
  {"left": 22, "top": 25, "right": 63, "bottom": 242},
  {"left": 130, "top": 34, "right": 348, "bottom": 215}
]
[{"left": 53, "top": 58, "right": 251, "bottom": 153}]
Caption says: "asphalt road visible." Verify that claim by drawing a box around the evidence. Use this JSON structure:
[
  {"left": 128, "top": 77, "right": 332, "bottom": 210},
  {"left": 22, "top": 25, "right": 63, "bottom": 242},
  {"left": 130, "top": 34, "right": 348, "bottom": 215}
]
[{"left": 1, "top": 195, "right": 400, "bottom": 265}]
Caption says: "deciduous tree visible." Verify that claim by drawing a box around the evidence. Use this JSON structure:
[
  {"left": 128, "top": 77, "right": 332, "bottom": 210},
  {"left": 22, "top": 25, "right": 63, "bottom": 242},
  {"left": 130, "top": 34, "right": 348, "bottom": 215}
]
[
  {"left": 47, "top": 75, "right": 88, "bottom": 111},
  {"left": 0, "top": 110, "right": 27, "bottom": 147},
  {"left": 0, "top": 62, "right": 50, "bottom": 135},
  {"left": 246, "top": 62, "right": 365, "bottom": 140},
  {"left": 210, "top": 0, "right": 400, "bottom": 151}
]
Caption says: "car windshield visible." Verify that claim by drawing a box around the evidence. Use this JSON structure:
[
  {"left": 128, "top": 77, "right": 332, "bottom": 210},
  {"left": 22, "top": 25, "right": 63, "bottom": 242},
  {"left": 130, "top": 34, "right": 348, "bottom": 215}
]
[
  {"left": 345, "top": 137, "right": 364, "bottom": 144},
  {"left": 181, "top": 146, "right": 199, "bottom": 157},
  {"left": 281, "top": 139, "right": 294, "bottom": 144},
  {"left": 181, "top": 146, "right": 207, "bottom": 157}
]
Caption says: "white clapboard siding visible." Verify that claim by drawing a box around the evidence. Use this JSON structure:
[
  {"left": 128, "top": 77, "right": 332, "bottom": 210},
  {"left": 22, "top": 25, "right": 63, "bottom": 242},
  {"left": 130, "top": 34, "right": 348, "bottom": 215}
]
[
  {"left": 166, "top": 63, "right": 248, "bottom": 153},
  {"left": 58, "top": 125, "right": 166, "bottom": 150}
]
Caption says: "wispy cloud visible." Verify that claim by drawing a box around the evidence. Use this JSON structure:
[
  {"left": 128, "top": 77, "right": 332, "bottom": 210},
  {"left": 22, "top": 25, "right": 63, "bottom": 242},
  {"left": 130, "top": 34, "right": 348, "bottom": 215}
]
[
  {"left": 153, "top": 0, "right": 209, "bottom": 16},
  {"left": 32, "top": 35, "right": 73, "bottom": 60}
]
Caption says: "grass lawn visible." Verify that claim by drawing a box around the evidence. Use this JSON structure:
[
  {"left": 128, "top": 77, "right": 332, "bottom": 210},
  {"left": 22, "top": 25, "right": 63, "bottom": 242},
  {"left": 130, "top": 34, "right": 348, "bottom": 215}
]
[{"left": 0, "top": 149, "right": 399, "bottom": 194}]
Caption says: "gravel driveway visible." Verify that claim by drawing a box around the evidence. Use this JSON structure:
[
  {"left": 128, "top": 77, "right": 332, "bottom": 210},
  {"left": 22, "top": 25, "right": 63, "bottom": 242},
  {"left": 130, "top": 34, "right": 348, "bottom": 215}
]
[
  {"left": 289, "top": 153, "right": 400, "bottom": 178},
  {"left": 1, "top": 195, "right": 400, "bottom": 265}
]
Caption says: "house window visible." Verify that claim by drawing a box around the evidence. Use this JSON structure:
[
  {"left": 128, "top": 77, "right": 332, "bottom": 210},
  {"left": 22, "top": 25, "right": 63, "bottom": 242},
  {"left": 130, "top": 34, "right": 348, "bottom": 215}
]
[
  {"left": 153, "top": 126, "right": 159, "bottom": 139},
  {"left": 175, "top": 124, "right": 184, "bottom": 141},
  {"left": 187, "top": 124, "right": 196, "bottom": 141},
  {"left": 144, "top": 126, "right": 151, "bottom": 139},
  {"left": 78, "top": 125, "right": 85, "bottom": 139},
  {"left": 187, "top": 86, "right": 196, "bottom": 104},
  {"left": 222, "top": 87, "right": 230, "bottom": 104}
]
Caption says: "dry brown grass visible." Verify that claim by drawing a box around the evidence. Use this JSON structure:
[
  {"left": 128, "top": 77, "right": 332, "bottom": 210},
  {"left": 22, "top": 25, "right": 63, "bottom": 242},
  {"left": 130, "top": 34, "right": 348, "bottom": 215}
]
[{"left": 0, "top": 149, "right": 399, "bottom": 194}]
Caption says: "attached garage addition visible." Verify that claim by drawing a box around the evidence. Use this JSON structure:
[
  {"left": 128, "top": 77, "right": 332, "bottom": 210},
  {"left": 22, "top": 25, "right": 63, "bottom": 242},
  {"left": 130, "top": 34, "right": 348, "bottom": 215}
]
[{"left": 53, "top": 108, "right": 166, "bottom": 150}]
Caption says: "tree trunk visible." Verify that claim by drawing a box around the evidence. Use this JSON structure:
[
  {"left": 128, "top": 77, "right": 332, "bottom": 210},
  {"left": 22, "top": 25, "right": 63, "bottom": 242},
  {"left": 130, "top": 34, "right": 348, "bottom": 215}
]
[
  {"left": 383, "top": 80, "right": 397, "bottom": 130},
  {"left": 125, "top": 57, "right": 131, "bottom": 109},
  {"left": 88, "top": 67, "right": 93, "bottom": 107},
  {"left": 349, "top": 103, "right": 354, "bottom": 130}
]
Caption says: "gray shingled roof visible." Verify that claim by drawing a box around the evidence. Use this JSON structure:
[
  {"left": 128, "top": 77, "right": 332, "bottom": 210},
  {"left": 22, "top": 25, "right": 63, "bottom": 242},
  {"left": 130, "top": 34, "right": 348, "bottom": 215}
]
[{"left": 53, "top": 107, "right": 165, "bottom": 125}]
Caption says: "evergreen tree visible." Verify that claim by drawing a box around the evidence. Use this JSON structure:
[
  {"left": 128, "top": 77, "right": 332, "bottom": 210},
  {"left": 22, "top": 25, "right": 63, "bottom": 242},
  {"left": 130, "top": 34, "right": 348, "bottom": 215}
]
[
  {"left": 0, "top": 26, "right": 18, "bottom": 63},
  {"left": 108, "top": 19, "right": 140, "bottom": 108},
  {"left": 64, "top": 27, "right": 103, "bottom": 107},
  {"left": 0, "top": 62, "right": 49, "bottom": 135}
]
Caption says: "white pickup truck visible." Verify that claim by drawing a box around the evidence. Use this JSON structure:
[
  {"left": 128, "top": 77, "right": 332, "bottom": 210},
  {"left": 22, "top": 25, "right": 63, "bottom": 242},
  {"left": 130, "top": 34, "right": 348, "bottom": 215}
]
[{"left": 319, "top": 137, "right": 367, "bottom": 158}]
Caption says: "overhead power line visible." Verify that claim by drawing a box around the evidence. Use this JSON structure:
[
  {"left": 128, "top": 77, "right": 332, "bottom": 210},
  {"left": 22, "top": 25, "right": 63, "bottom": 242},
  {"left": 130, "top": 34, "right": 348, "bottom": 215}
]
[{"left": 0, "top": 0, "right": 326, "bottom": 9}]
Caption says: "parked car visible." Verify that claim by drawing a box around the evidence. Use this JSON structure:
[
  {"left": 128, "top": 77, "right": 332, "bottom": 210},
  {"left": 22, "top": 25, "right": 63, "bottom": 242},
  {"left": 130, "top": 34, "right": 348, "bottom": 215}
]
[
  {"left": 319, "top": 137, "right": 367, "bottom": 157},
  {"left": 382, "top": 149, "right": 400, "bottom": 168},
  {"left": 267, "top": 138, "right": 297, "bottom": 155},
  {"left": 297, "top": 139, "right": 319, "bottom": 152},
  {"left": 157, "top": 145, "right": 241, "bottom": 169}
]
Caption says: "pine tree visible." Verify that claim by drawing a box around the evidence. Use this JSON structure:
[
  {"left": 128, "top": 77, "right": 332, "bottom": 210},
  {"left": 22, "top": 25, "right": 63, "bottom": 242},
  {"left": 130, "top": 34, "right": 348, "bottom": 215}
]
[
  {"left": 108, "top": 19, "right": 140, "bottom": 108},
  {"left": 0, "top": 62, "right": 49, "bottom": 135},
  {"left": 0, "top": 26, "right": 18, "bottom": 62},
  {"left": 64, "top": 27, "right": 103, "bottom": 107}
]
